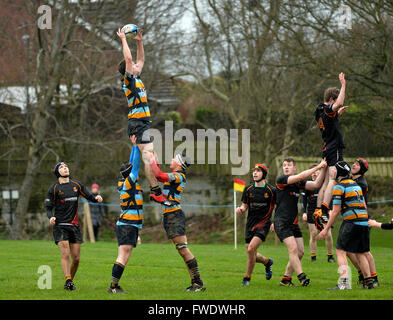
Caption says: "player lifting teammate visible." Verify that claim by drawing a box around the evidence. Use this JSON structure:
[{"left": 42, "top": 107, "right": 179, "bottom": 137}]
[
  {"left": 45, "top": 162, "right": 103, "bottom": 290},
  {"left": 302, "top": 164, "right": 335, "bottom": 263},
  {"left": 148, "top": 152, "right": 206, "bottom": 292},
  {"left": 116, "top": 27, "right": 170, "bottom": 206},
  {"left": 108, "top": 136, "right": 142, "bottom": 293},
  {"left": 273, "top": 158, "right": 327, "bottom": 287},
  {"left": 318, "top": 161, "right": 374, "bottom": 290},
  {"left": 348, "top": 158, "right": 379, "bottom": 287},
  {"left": 236, "top": 164, "right": 275, "bottom": 286},
  {"left": 313, "top": 73, "right": 349, "bottom": 229}
]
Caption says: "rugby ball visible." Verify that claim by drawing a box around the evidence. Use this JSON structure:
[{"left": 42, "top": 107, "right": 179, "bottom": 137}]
[{"left": 122, "top": 24, "right": 139, "bottom": 39}]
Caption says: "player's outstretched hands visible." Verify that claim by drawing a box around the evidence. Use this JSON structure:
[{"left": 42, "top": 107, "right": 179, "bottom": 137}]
[
  {"left": 134, "top": 28, "right": 143, "bottom": 41},
  {"left": 117, "top": 28, "right": 126, "bottom": 40},
  {"left": 339, "top": 72, "right": 345, "bottom": 86},
  {"left": 318, "top": 158, "right": 327, "bottom": 169},
  {"left": 338, "top": 106, "right": 348, "bottom": 116},
  {"left": 95, "top": 195, "right": 103, "bottom": 203},
  {"left": 368, "top": 219, "right": 380, "bottom": 228}
]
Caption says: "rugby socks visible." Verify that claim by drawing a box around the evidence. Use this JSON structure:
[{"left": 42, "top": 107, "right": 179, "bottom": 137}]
[
  {"left": 186, "top": 258, "right": 203, "bottom": 285},
  {"left": 364, "top": 277, "right": 374, "bottom": 289},
  {"left": 358, "top": 269, "right": 364, "bottom": 284},
  {"left": 311, "top": 253, "right": 316, "bottom": 262},
  {"left": 111, "top": 262, "right": 125, "bottom": 288}
]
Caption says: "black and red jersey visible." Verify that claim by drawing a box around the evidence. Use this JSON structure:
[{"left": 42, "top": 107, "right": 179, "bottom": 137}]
[
  {"left": 275, "top": 175, "right": 307, "bottom": 224},
  {"left": 241, "top": 183, "right": 276, "bottom": 230},
  {"left": 45, "top": 179, "right": 97, "bottom": 226},
  {"left": 302, "top": 188, "right": 320, "bottom": 215},
  {"left": 315, "top": 103, "right": 345, "bottom": 151}
]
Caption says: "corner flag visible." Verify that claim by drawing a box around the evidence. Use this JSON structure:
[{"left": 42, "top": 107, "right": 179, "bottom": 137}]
[
  {"left": 233, "top": 178, "right": 245, "bottom": 193},
  {"left": 233, "top": 178, "right": 245, "bottom": 249}
]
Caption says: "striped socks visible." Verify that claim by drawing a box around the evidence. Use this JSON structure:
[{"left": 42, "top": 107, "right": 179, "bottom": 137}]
[{"left": 111, "top": 262, "right": 125, "bottom": 288}]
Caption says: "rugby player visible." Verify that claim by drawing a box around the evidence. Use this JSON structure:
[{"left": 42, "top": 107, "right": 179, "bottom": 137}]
[
  {"left": 302, "top": 165, "right": 335, "bottom": 262},
  {"left": 45, "top": 162, "right": 103, "bottom": 290},
  {"left": 313, "top": 72, "right": 349, "bottom": 227},
  {"left": 116, "top": 27, "right": 168, "bottom": 205},
  {"left": 273, "top": 157, "right": 327, "bottom": 287},
  {"left": 236, "top": 164, "right": 275, "bottom": 286},
  {"left": 348, "top": 158, "right": 379, "bottom": 287},
  {"left": 148, "top": 152, "right": 206, "bottom": 292},
  {"left": 318, "top": 161, "right": 374, "bottom": 290},
  {"left": 108, "top": 135, "right": 142, "bottom": 293}
]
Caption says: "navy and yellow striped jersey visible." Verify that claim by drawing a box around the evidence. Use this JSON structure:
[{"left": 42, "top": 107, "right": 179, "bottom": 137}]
[
  {"left": 122, "top": 72, "right": 151, "bottom": 122},
  {"left": 161, "top": 170, "right": 186, "bottom": 215},
  {"left": 116, "top": 145, "right": 143, "bottom": 229},
  {"left": 332, "top": 178, "right": 368, "bottom": 226}
]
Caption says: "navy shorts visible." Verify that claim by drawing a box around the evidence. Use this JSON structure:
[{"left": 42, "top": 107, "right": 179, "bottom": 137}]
[
  {"left": 274, "top": 220, "right": 303, "bottom": 242},
  {"left": 116, "top": 224, "right": 139, "bottom": 247},
  {"left": 322, "top": 148, "right": 343, "bottom": 167},
  {"left": 245, "top": 222, "right": 271, "bottom": 243},
  {"left": 336, "top": 221, "right": 370, "bottom": 253},
  {"left": 127, "top": 119, "right": 153, "bottom": 144},
  {"left": 162, "top": 210, "right": 186, "bottom": 239},
  {"left": 53, "top": 224, "right": 83, "bottom": 245}
]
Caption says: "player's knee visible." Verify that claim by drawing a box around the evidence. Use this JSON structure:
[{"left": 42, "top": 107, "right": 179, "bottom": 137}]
[
  {"left": 175, "top": 242, "right": 188, "bottom": 256},
  {"left": 72, "top": 255, "right": 80, "bottom": 264},
  {"left": 247, "top": 245, "right": 257, "bottom": 256}
]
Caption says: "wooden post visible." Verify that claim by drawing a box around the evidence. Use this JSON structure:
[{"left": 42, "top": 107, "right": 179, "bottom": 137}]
[{"left": 83, "top": 202, "right": 95, "bottom": 243}]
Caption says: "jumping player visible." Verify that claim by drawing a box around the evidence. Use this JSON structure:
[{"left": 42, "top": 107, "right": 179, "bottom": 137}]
[
  {"left": 45, "top": 162, "right": 103, "bottom": 290},
  {"left": 273, "top": 157, "right": 327, "bottom": 287},
  {"left": 116, "top": 27, "right": 169, "bottom": 205},
  {"left": 302, "top": 165, "right": 335, "bottom": 263},
  {"left": 236, "top": 164, "right": 275, "bottom": 286},
  {"left": 318, "top": 161, "right": 374, "bottom": 290},
  {"left": 348, "top": 158, "right": 379, "bottom": 287},
  {"left": 313, "top": 72, "right": 349, "bottom": 227},
  {"left": 147, "top": 152, "right": 205, "bottom": 292},
  {"left": 108, "top": 135, "right": 142, "bottom": 293}
]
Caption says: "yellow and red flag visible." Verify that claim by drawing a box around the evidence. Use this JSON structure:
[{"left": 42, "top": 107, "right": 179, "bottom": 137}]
[{"left": 233, "top": 178, "right": 246, "bottom": 193}]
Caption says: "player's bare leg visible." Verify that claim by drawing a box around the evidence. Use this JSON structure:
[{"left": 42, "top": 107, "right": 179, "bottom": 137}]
[
  {"left": 172, "top": 235, "right": 205, "bottom": 292},
  {"left": 69, "top": 243, "right": 81, "bottom": 280},
  {"left": 58, "top": 241, "right": 75, "bottom": 290},
  {"left": 308, "top": 223, "right": 318, "bottom": 261},
  {"left": 281, "top": 237, "right": 309, "bottom": 286},
  {"left": 137, "top": 141, "right": 168, "bottom": 204}
]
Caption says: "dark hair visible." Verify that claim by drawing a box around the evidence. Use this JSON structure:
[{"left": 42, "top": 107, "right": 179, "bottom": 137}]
[
  {"left": 282, "top": 158, "right": 296, "bottom": 166},
  {"left": 118, "top": 60, "right": 126, "bottom": 76},
  {"left": 120, "top": 162, "right": 132, "bottom": 178},
  {"left": 324, "top": 87, "right": 340, "bottom": 103}
]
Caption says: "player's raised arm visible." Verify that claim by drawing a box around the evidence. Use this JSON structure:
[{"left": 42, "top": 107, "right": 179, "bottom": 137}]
[
  {"left": 332, "top": 72, "right": 346, "bottom": 112},
  {"left": 78, "top": 182, "right": 103, "bottom": 203},
  {"left": 147, "top": 151, "right": 170, "bottom": 182},
  {"left": 287, "top": 159, "right": 327, "bottom": 185},
  {"left": 133, "top": 29, "right": 144, "bottom": 73},
  {"left": 117, "top": 27, "right": 133, "bottom": 73},
  {"left": 305, "top": 161, "right": 327, "bottom": 190}
]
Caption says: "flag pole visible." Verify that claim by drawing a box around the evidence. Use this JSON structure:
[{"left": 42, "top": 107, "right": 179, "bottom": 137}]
[{"left": 234, "top": 188, "right": 237, "bottom": 250}]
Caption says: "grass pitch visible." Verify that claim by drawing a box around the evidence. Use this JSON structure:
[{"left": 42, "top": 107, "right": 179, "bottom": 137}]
[{"left": 1, "top": 228, "right": 393, "bottom": 300}]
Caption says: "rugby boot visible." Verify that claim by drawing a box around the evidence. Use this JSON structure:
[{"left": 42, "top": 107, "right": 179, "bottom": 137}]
[{"left": 265, "top": 259, "right": 273, "bottom": 280}]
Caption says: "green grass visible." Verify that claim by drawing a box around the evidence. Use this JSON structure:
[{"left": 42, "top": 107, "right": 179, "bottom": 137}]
[{"left": 1, "top": 230, "right": 393, "bottom": 300}]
